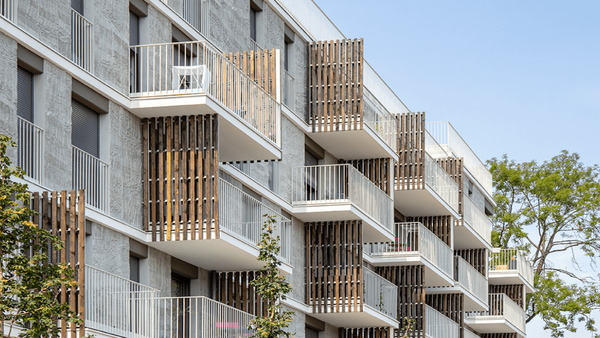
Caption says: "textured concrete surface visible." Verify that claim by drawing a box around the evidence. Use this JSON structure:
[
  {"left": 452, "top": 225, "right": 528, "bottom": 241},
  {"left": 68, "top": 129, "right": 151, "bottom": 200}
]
[
  {"left": 144, "top": 5, "right": 172, "bottom": 44},
  {"left": 0, "top": 32, "right": 17, "bottom": 161},
  {"left": 284, "top": 306, "right": 306, "bottom": 337},
  {"left": 147, "top": 247, "right": 171, "bottom": 296},
  {"left": 280, "top": 115, "right": 305, "bottom": 202},
  {"left": 87, "top": 222, "right": 130, "bottom": 278},
  {"left": 287, "top": 217, "right": 305, "bottom": 301},
  {"left": 17, "top": 0, "right": 71, "bottom": 58}
]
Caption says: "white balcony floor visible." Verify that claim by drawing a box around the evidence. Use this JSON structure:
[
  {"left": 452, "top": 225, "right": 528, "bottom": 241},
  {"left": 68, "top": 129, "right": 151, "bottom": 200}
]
[
  {"left": 309, "top": 128, "right": 398, "bottom": 161},
  {"left": 308, "top": 306, "right": 398, "bottom": 329},
  {"left": 394, "top": 185, "right": 460, "bottom": 218},
  {"left": 427, "top": 284, "right": 489, "bottom": 312},
  {"left": 366, "top": 252, "right": 454, "bottom": 287},
  {"left": 465, "top": 316, "right": 525, "bottom": 338},
  {"left": 489, "top": 272, "right": 534, "bottom": 293}
]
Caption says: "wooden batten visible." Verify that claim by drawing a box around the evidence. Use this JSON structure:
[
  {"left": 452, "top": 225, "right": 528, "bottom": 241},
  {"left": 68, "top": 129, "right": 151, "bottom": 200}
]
[
  {"left": 309, "top": 39, "right": 364, "bottom": 133},
  {"left": 489, "top": 284, "right": 524, "bottom": 308},
  {"left": 436, "top": 157, "right": 464, "bottom": 218},
  {"left": 377, "top": 265, "right": 425, "bottom": 338},
  {"left": 305, "top": 221, "right": 363, "bottom": 314},
  {"left": 395, "top": 112, "right": 426, "bottom": 191},
  {"left": 339, "top": 327, "right": 391, "bottom": 338},
  {"left": 213, "top": 271, "right": 269, "bottom": 317},
  {"left": 426, "top": 293, "right": 464, "bottom": 338},
  {"left": 340, "top": 158, "right": 391, "bottom": 195},
  {"left": 31, "top": 190, "right": 86, "bottom": 337},
  {"left": 143, "top": 115, "right": 219, "bottom": 242},
  {"left": 407, "top": 215, "right": 453, "bottom": 247},
  {"left": 455, "top": 249, "right": 488, "bottom": 277},
  {"left": 226, "top": 49, "right": 278, "bottom": 98}
]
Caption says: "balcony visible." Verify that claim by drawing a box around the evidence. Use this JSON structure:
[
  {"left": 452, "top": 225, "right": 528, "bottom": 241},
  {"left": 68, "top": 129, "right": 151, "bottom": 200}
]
[
  {"left": 0, "top": 0, "right": 14, "bottom": 21},
  {"left": 17, "top": 117, "right": 43, "bottom": 183},
  {"left": 148, "top": 177, "right": 293, "bottom": 274},
  {"left": 292, "top": 164, "right": 394, "bottom": 242},
  {"left": 365, "top": 222, "right": 454, "bottom": 287},
  {"left": 283, "top": 69, "right": 295, "bottom": 111},
  {"left": 71, "top": 9, "right": 94, "bottom": 73},
  {"left": 489, "top": 248, "right": 535, "bottom": 293},
  {"left": 72, "top": 145, "right": 109, "bottom": 212},
  {"left": 425, "top": 305, "right": 460, "bottom": 338},
  {"left": 465, "top": 293, "right": 526, "bottom": 337},
  {"left": 129, "top": 41, "right": 281, "bottom": 161},
  {"left": 456, "top": 195, "right": 492, "bottom": 249}
]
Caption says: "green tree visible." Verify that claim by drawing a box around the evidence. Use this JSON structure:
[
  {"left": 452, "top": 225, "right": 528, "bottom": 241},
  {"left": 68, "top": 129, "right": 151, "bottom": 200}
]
[
  {"left": 0, "top": 135, "right": 81, "bottom": 337},
  {"left": 249, "top": 215, "right": 293, "bottom": 338},
  {"left": 488, "top": 151, "right": 600, "bottom": 338}
]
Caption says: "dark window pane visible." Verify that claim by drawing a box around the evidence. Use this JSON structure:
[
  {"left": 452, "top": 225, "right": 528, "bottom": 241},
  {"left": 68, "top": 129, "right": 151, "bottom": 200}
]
[
  {"left": 306, "top": 327, "right": 319, "bottom": 338},
  {"left": 71, "top": 0, "right": 84, "bottom": 14},
  {"left": 71, "top": 99, "right": 99, "bottom": 158},
  {"left": 129, "top": 11, "right": 139, "bottom": 46},
  {"left": 17, "top": 67, "right": 34, "bottom": 123},
  {"left": 250, "top": 7, "right": 257, "bottom": 41},
  {"left": 130, "top": 256, "right": 140, "bottom": 283}
]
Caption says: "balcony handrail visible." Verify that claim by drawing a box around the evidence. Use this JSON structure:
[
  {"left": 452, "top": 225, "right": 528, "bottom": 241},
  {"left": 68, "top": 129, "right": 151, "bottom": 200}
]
[
  {"left": 219, "top": 178, "right": 292, "bottom": 264},
  {"left": 425, "top": 129, "right": 450, "bottom": 159},
  {"left": 425, "top": 305, "right": 460, "bottom": 338},
  {"left": 490, "top": 248, "right": 535, "bottom": 286},
  {"left": 72, "top": 145, "right": 109, "bottom": 211},
  {"left": 282, "top": 69, "right": 295, "bottom": 111},
  {"left": 363, "top": 87, "right": 398, "bottom": 153},
  {"left": 130, "top": 40, "right": 280, "bottom": 146},
  {"left": 467, "top": 293, "right": 526, "bottom": 333},
  {"left": 71, "top": 8, "right": 94, "bottom": 73},
  {"left": 17, "top": 117, "right": 44, "bottom": 183},
  {"left": 1, "top": 0, "right": 14, "bottom": 21},
  {"left": 462, "top": 194, "right": 491, "bottom": 245},
  {"left": 464, "top": 329, "right": 480, "bottom": 338},
  {"left": 367, "top": 222, "right": 453, "bottom": 279},
  {"left": 363, "top": 267, "right": 397, "bottom": 318},
  {"left": 292, "top": 164, "right": 393, "bottom": 232},
  {"left": 424, "top": 152, "right": 459, "bottom": 212},
  {"left": 454, "top": 256, "right": 488, "bottom": 306}
]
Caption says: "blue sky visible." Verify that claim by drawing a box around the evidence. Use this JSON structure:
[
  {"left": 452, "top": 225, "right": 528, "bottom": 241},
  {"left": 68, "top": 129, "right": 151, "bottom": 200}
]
[{"left": 314, "top": 1, "right": 600, "bottom": 337}]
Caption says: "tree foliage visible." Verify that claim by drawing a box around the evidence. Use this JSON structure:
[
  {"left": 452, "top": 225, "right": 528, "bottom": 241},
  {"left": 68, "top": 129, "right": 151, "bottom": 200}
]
[
  {"left": 0, "top": 135, "right": 81, "bottom": 337},
  {"left": 488, "top": 151, "right": 600, "bottom": 337},
  {"left": 249, "top": 215, "right": 293, "bottom": 338}
]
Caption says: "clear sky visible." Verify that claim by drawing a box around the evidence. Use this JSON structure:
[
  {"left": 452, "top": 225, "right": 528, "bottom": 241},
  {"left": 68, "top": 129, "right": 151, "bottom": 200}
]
[{"left": 313, "top": 1, "right": 600, "bottom": 337}]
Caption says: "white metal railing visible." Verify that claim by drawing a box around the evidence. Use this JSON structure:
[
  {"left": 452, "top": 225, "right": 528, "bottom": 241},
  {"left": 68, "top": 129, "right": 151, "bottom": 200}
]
[
  {"left": 249, "top": 37, "right": 263, "bottom": 53},
  {"left": 71, "top": 9, "right": 94, "bottom": 72},
  {"left": 367, "top": 223, "right": 453, "bottom": 279},
  {"left": 363, "top": 88, "right": 398, "bottom": 152},
  {"left": 424, "top": 152, "right": 459, "bottom": 212},
  {"left": 219, "top": 178, "right": 292, "bottom": 264},
  {"left": 130, "top": 41, "right": 280, "bottom": 146},
  {"left": 17, "top": 117, "right": 43, "bottom": 182},
  {"left": 363, "top": 62, "right": 410, "bottom": 117},
  {"left": 490, "top": 248, "right": 535, "bottom": 287},
  {"left": 363, "top": 268, "right": 397, "bottom": 318},
  {"left": 425, "top": 305, "right": 460, "bottom": 338},
  {"left": 425, "top": 130, "right": 449, "bottom": 159},
  {"left": 467, "top": 293, "right": 526, "bottom": 334},
  {"left": 182, "top": 0, "right": 209, "bottom": 37},
  {"left": 72, "top": 146, "right": 109, "bottom": 211},
  {"left": 153, "top": 296, "right": 254, "bottom": 338},
  {"left": 0, "top": 0, "right": 14, "bottom": 21},
  {"left": 86, "top": 266, "right": 158, "bottom": 337},
  {"left": 454, "top": 256, "right": 488, "bottom": 306},
  {"left": 292, "top": 164, "right": 393, "bottom": 232},
  {"left": 426, "top": 121, "right": 493, "bottom": 197},
  {"left": 464, "top": 329, "right": 481, "bottom": 338},
  {"left": 283, "top": 69, "right": 295, "bottom": 110},
  {"left": 462, "top": 194, "right": 491, "bottom": 245}
]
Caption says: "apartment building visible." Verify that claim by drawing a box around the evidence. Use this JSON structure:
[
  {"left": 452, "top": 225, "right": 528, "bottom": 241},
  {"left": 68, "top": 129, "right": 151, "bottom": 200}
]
[{"left": 0, "top": 0, "right": 533, "bottom": 337}]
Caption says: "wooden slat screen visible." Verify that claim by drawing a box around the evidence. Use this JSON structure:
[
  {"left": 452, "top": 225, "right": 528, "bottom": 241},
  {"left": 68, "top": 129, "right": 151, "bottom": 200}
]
[
  {"left": 306, "top": 221, "right": 363, "bottom": 313},
  {"left": 339, "top": 327, "right": 390, "bottom": 338},
  {"left": 436, "top": 157, "right": 464, "bottom": 217},
  {"left": 426, "top": 293, "right": 464, "bottom": 338},
  {"left": 309, "top": 39, "right": 364, "bottom": 133},
  {"left": 455, "top": 249, "right": 488, "bottom": 277},
  {"left": 406, "top": 216, "right": 453, "bottom": 247},
  {"left": 143, "top": 115, "right": 219, "bottom": 242},
  {"left": 212, "top": 271, "right": 269, "bottom": 317},
  {"left": 395, "top": 112, "right": 426, "bottom": 191},
  {"left": 226, "top": 49, "right": 278, "bottom": 97},
  {"left": 31, "top": 190, "right": 85, "bottom": 338},
  {"left": 340, "top": 158, "right": 391, "bottom": 195},
  {"left": 377, "top": 265, "right": 425, "bottom": 338},
  {"left": 489, "top": 285, "right": 524, "bottom": 308}
]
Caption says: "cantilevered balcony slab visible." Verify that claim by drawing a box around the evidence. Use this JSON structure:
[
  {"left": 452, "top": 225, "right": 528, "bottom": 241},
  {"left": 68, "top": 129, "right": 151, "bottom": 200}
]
[
  {"left": 465, "top": 293, "right": 526, "bottom": 338},
  {"left": 292, "top": 164, "right": 394, "bottom": 242},
  {"left": 489, "top": 248, "right": 535, "bottom": 293},
  {"left": 455, "top": 195, "right": 493, "bottom": 250},
  {"left": 364, "top": 222, "right": 454, "bottom": 287},
  {"left": 130, "top": 41, "right": 281, "bottom": 162}
]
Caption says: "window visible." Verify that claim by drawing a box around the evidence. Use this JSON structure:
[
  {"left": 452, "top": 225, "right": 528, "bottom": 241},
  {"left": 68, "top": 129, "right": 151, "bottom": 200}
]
[
  {"left": 171, "top": 272, "right": 191, "bottom": 338},
  {"left": 71, "top": 99, "right": 99, "bottom": 158},
  {"left": 306, "top": 327, "right": 319, "bottom": 338},
  {"left": 130, "top": 10, "right": 140, "bottom": 93},
  {"left": 17, "top": 67, "right": 36, "bottom": 179},
  {"left": 284, "top": 41, "right": 291, "bottom": 71},
  {"left": 71, "top": 0, "right": 84, "bottom": 15},
  {"left": 305, "top": 150, "right": 319, "bottom": 201},
  {"left": 129, "top": 255, "right": 140, "bottom": 283},
  {"left": 17, "top": 67, "right": 34, "bottom": 123},
  {"left": 249, "top": 6, "right": 257, "bottom": 42}
]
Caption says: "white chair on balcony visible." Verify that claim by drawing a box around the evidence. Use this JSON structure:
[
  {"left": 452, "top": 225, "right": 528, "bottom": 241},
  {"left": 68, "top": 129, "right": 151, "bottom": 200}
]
[{"left": 172, "top": 64, "right": 211, "bottom": 93}]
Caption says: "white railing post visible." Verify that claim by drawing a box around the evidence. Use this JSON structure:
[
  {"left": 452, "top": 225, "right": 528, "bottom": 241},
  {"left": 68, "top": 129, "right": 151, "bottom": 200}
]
[
  {"left": 71, "top": 9, "right": 94, "bottom": 73},
  {"left": 466, "top": 293, "right": 526, "bottom": 334},
  {"left": 72, "top": 146, "right": 109, "bottom": 211},
  {"left": 490, "top": 248, "right": 535, "bottom": 287},
  {"left": 362, "top": 88, "right": 397, "bottom": 153},
  {"left": 17, "top": 117, "right": 44, "bottom": 183},
  {"left": 424, "top": 152, "right": 459, "bottom": 212}
]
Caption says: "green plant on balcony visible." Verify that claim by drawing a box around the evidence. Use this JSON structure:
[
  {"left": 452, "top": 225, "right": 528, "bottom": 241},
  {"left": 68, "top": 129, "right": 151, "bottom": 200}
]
[{"left": 398, "top": 317, "right": 415, "bottom": 338}]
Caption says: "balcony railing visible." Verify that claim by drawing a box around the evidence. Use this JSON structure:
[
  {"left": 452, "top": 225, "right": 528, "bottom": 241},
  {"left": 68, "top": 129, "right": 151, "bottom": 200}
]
[
  {"left": 425, "top": 121, "right": 493, "bottom": 197},
  {"left": 464, "top": 329, "right": 481, "bottom": 338},
  {"left": 220, "top": 178, "right": 291, "bottom": 264},
  {"left": 71, "top": 9, "right": 94, "bottom": 72},
  {"left": 366, "top": 223, "right": 453, "bottom": 279},
  {"left": 0, "top": 0, "right": 14, "bottom": 21},
  {"left": 17, "top": 117, "right": 43, "bottom": 182},
  {"left": 467, "top": 293, "right": 526, "bottom": 334},
  {"left": 363, "top": 88, "right": 398, "bottom": 153},
  {"left": 424, "top": 152, "right": 459, "bottom": 212},
  {"left": 130, "top": 41, "right": 279, "bottom": 146},
  {"left": 490, "top": 248, "right": 535, "bottom": 286},
  {"left": 283, "top": 69, "right": 295, "bottom": 110},
  {"left": 86, "top": 265, "right": 158, "bottom": 337},
  {"left": 425, "top": 305, "right": 460, "bottom": 338},
  {"left": 72, "top": 146, "right": 109, "bottom": 211},
  {"left": 455, "top": 256, "right": 488, "bottom": 306},
  {"left": 463, "top": 195, "right": 491, "bottom": 245},
  {"left": 363, "top": 267, "right": 398, "bottom": 318},
  {"left": 292, "top": 164, "right": 393, "bottom": 232}
]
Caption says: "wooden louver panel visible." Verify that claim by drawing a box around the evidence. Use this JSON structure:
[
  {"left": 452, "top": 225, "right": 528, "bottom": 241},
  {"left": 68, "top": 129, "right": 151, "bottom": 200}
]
[
  {"left": 455, "top": 249, "right": 488, "bottom": 277},
  {"left": 309, "top": 39, "right": 364, "bottom": 133},
  {"left": 339, "top": 327, "right": 391, "bottom": 338},
  {"left": 340, "top": 158, "right": 391, "bottom": 195},
  {"left": 426, "top": 293, "right": 464, "bottom": 338},
  {"left": 396, "top": 112, "right": 426, "bottom": 191},
  {"left": 489, "top": 284, "right": 524, "bottom": 308},
  {"left": 212, "top": 271, "right": 269, "bottom": 317},
  {"left": 377, "top": 265, "right": 425, "bottom": 338},
  {"left": 143, "top": 115, "right": 219, "bottom": 242},
  {"left": 226, "top": 49, "right": 278, "bottom": 97},
  {"left": 436, "top": 157, "right": 464, "bottom": 216},
  {"left": 31, "top": 190, "right": 85, "bottom": 338},
  {"left": 306, "top": 221, "right": 363, "bottom": 313}
]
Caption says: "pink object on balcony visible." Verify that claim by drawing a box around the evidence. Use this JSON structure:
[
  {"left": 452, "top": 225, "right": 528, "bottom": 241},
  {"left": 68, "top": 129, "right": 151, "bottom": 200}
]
[{"left": 216, "top": 322, "right": 240, "bottom": 328}]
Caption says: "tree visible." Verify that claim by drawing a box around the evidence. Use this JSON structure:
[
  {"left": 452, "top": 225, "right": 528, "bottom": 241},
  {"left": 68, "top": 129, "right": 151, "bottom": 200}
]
[
  {"left": 0, "top": 135, "right": 81, "bottom": 337},
  {"left": 249, "top": 215, "right": 294, "bottom": 338},
  {"left": 488, "top": 150, "right": 600, "bottom": 338}
]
